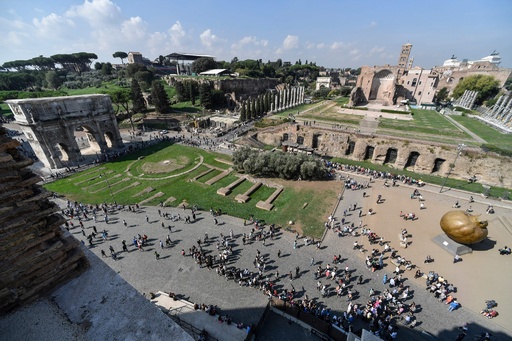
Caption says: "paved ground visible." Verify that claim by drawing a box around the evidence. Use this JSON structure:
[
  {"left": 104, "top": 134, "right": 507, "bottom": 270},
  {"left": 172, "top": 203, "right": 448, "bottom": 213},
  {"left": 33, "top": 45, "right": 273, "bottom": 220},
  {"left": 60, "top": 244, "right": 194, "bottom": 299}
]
[{"left": 53, "top": 166, "right": 512, "bottom": 341}]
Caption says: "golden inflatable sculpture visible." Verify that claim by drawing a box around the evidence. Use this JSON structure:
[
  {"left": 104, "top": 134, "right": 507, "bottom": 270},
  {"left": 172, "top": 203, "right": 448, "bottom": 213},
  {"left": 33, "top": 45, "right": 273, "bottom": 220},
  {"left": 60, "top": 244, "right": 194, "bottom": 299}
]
[{"left": 440, "top": 211, "right": 488, "bottom": 244}]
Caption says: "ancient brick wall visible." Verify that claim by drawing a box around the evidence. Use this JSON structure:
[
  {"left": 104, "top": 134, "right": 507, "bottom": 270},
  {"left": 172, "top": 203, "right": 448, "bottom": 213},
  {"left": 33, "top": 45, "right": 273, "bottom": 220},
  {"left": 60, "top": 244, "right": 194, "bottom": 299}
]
[
  {"left": 0, "top": 126, "right": 88, "bottom": 314},
  {"left": 254, "top": 124, "right": 512, "bottom": 188}
]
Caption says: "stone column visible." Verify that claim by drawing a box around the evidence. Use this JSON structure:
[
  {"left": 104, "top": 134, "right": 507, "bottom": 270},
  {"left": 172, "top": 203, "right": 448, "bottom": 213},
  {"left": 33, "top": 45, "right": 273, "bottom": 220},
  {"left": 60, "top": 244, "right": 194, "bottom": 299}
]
[{"left": 492, "top": 95, "right": 504, "bottom": 116}]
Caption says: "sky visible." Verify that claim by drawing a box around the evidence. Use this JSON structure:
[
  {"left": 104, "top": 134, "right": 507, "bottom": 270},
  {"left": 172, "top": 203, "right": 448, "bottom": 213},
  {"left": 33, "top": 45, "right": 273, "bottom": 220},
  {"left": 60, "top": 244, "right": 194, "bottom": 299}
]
[{"left": 1, "top": 0, "right": 512, "bottom": 70}]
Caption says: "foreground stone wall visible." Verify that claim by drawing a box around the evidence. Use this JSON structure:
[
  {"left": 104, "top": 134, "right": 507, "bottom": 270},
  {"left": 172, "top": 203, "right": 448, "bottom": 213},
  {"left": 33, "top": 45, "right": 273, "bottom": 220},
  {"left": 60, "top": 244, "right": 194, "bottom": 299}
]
[
  {"left": 255, "top": 124, "right": 512, "bottom": 188},
  {"left": 0, "top": 126, "right": 88, "bottom": 314}
]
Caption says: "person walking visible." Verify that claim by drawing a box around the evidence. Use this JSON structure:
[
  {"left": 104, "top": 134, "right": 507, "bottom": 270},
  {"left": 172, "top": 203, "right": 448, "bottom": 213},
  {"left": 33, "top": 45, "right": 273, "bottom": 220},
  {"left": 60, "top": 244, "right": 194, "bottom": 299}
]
[
  {"left": 278, "top": 250, "right": 281, "bottom": 258},
  {"left": 293, "top": 240, "right": 297, "bottom": 249},
  {"left": 310, "top": 257, "right": 315, "bottom": 266},
  {"left": 154, "top": 251, "right": 160, "bottom": 260}
]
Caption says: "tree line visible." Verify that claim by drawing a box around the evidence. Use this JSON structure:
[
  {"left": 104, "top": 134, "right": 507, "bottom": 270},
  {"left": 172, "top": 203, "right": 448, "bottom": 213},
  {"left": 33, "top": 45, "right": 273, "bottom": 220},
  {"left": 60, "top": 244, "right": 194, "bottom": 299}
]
[{"left": 232, "top": 146, "right": 326, "bottom": 180}]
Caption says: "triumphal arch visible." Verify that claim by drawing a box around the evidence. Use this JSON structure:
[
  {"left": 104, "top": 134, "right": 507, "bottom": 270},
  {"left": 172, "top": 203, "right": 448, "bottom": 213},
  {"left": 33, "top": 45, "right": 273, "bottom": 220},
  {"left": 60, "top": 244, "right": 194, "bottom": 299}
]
[{"left": 6, "top": 94, "right": 123, "bottom": 169}]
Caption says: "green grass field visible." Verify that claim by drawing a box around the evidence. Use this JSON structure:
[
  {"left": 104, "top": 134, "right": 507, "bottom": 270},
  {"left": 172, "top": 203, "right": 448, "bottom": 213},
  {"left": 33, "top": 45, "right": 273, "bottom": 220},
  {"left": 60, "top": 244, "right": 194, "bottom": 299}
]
[
  {"left": 450, "top": 115, "right": 512, "bottom": 151},
  {"left": 378, "top": 109, "right": 469, "bottom": 138},
  {"left": 44, "top": 142, "right": 335, "bottom": 238}
]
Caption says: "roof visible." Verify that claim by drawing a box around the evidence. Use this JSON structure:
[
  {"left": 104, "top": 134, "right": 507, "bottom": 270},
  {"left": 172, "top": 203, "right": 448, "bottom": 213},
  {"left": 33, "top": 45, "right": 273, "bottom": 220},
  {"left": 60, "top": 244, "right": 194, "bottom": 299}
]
[
  {"left": 166, "top": 52, "right": 215, "bottom": 61},
  {"left": 199, "top": 69, "right": 234, "bottom": 76}
]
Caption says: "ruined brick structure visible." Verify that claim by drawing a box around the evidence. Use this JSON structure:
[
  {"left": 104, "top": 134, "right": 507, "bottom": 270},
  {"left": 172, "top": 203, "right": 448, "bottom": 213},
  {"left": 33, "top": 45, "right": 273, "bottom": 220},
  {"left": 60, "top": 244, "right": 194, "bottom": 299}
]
[
  {"left": 0, "top": 126, "right": 88, "bottom": 314},
  {"left": 254, "top": 124, "right": 512, "bottom": 188}
]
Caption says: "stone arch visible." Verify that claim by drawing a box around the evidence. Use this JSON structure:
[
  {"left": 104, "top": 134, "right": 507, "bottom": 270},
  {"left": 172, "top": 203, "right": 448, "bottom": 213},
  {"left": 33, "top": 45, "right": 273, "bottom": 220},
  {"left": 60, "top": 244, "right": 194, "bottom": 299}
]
[
  {"left": 432, "top": 158, "right": 445, "bottom": 173},
  {"left": 6, "top": 95, "right": 124, "bottom": 169},
  {"left": 364, "top": 146, "right": 375, "bottom": 160},
  {"left": 297, "top": 136, "right": 304, "bottom": 145},
  {"left": 405, "top": 151, "right": 420, "bottom": 168},
  {"left": 346, "top": 141, "right": 356, "bottom": 155},
  {"left": 282, "top": 133, "right": 289, "bottom": 141},
  {"left": 369, "top": 70, "right": 395, "bottom": 101},
  {"left": 384, "top": 148, "right": 398, "bottom": 164},
  {"left": 104, "top": 131, "right": 115, "bottom": 148}
]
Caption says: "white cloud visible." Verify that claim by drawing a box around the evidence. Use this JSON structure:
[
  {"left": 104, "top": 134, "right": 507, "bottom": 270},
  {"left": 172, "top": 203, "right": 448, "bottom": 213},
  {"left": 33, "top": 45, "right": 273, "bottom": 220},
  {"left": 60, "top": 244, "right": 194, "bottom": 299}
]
[
  {"left": 330, "top": 41, "right": 347, "bottom": 50},
  {"left": 169, "top": 21, "right": 186, "bottom": 49},
  {"left": 282, "top": 35, "right": 299, "bottom": 49},
  {"left": 369, "top": 21, "right": 377, "bottom": 28},
  {"left": 350, "top": 48, "right": 360, "bottom": 56},
  {"left": 66, "top": 0, "right": 121, "bottom": 26},
  {"left": 199, "top": 29, "right": 219, "bottom": 48},
  {"left": 317, "top": 43, "right": 325, "bottom": 49},
  {"left": 231, "top": 36, "right": 268, "bottom": 52},
  {"left": 121, "top": 16, "right": 147, "bottom": 40},
  {"left": 32, "top": 13, "right": 75, "bottom": 37},
  {"left": 369, "top": 46, "right": 385, "bottom": 54}
]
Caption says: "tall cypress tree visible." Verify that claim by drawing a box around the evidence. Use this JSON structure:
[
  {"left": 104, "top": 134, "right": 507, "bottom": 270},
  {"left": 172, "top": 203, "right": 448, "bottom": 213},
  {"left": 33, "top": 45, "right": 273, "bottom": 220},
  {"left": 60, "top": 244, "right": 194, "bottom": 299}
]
[
  {"left": 150, "top": 81, "right": 171, "bottom": 114},
  {"left": 131, "top": 78, "right": 146, "bottom": 114},
  {"left": 240, "top": 101, "right": 246, "bottom": 122}
]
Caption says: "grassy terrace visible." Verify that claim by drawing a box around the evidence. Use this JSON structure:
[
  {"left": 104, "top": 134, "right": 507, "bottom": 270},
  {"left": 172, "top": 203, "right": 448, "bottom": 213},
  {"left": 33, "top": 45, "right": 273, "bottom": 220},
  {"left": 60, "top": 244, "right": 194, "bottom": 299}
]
[
  {"left": 450, "top": 115, "right": 512, "bottom": 151},
  {"left": 377, "top": 109, "right": 469, "bottom": 138},
  {"left": 44, "top": 142, "right": 335, "bottom": 239}
]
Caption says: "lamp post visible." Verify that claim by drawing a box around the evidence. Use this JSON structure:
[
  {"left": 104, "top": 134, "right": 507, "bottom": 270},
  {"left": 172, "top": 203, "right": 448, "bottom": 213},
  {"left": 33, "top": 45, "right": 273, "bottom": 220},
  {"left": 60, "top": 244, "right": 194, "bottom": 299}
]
[
  {"left": 440, "top": 143, "right": 465, "bottom": 193},
  {"left": 100, "top": 172, "right": 116, "bottom": 204}
]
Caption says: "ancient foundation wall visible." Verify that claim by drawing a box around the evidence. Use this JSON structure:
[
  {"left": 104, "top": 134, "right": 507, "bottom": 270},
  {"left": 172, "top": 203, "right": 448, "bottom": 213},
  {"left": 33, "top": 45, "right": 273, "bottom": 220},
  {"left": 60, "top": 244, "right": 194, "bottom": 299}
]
[
  {"left": 0, "top": 127, "right": 88, "bottom": 314},
  {"left": 255, "top": 124, "right": 512, "bottom": 188}
]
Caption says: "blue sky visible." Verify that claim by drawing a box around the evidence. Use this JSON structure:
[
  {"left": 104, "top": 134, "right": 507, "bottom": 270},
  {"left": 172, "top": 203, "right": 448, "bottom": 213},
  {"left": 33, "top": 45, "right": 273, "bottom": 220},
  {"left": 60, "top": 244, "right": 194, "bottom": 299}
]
[{"left": 1, "top": 0, "right": 511, "bottom": 69}]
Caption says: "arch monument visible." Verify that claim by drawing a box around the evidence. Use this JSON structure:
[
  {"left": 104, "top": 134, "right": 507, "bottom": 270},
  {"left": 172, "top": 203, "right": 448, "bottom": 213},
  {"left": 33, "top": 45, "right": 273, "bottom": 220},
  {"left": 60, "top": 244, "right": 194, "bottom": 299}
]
[{"left": 6, "top": 94, "right": 124, "bottom": 169}]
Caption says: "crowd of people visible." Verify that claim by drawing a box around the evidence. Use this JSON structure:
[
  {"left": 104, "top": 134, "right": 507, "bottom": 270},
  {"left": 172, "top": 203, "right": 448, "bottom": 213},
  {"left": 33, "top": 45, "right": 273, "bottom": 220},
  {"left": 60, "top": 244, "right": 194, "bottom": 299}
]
[{"left": 56, "top": 162, "right": 504, "bottom": 341}]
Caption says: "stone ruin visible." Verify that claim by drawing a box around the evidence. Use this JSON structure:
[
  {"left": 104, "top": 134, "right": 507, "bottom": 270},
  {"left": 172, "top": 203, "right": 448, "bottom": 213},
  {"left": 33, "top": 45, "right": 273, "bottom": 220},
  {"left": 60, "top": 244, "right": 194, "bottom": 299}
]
[
  {"left": 0, "top": 126, "right": 88, "bottom": 314},
  {"left": 478, "top": 93, "right": 512, "bottom": 133},
  {"left": 253, "top": 123, "right": 512, "bottom": 188},
  {"left": 454, "top": 90, "right": 478, "bottom": 110},
  {"left": 5, "top": 95, "right": 124, "bottom": 169},
  {"left": 270, "top": 86, "right": 306, "bottom": 112}
]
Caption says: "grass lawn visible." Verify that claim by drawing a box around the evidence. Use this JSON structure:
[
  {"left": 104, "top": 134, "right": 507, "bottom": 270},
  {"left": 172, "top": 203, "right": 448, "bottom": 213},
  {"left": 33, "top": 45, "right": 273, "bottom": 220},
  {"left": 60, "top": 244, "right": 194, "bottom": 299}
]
[
  {"left": 334, "top": 97, "right": 350, "bottom": 106},
  {"left": 44, "top": 142, "right": 336, "bottom": 239},
  {"left": 378, "top": 109, "right": 470, "bottom": 138},
  {"left": 1, "top": 103, "right": 13, "bottom": 120},
  {"left": 450, "top": 115, "right": 512, "bottom": 151}
]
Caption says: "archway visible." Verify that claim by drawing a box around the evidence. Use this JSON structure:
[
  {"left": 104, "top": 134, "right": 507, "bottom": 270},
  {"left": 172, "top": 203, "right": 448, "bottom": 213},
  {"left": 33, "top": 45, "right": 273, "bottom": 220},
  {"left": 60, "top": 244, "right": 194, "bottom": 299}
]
[
  {"left": 432, "top": 158, "right": 445, "bottom": 173},
  {"left": 364, "top": 146, "right": 375, "bottom": 160},
  {"left": 405, "top": 151, "right": 420, "bottom": 168},
  {"left": 104, "top": 131, "right": 115, "bottom": 148},
  {"left": 369, "top": 70, "right": 394, "bottom": 101},
  {"left": 384, "top": 148, "right": 398, "bottom": 164},
  {"left": 297, "top": 136, "right": 304, "bottom": 145},
  {"left": 346, "top": 141, "right": 355, "bottom": 155},
  {"left": 6, "top": 94, "right": 124, "bottom": 170},
  {"left": 54, "top": 143, "right": 70, "bottom": 161}
]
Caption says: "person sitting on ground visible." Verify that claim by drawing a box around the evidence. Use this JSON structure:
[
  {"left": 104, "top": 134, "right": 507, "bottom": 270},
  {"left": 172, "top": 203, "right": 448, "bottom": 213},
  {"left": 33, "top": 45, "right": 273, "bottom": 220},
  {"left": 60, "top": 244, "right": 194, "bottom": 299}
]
[
  {"left": 453, "top": 201, "right": 460, "bottom": 208},
  {"left": 414, "top": 270, "right": 422, "bottom": 278},
  {"left": 481, "top": 309, "right": 498, "bottom": 319},
  {"left": 499, "top": 246, "right": 511, "bottom": 255}
]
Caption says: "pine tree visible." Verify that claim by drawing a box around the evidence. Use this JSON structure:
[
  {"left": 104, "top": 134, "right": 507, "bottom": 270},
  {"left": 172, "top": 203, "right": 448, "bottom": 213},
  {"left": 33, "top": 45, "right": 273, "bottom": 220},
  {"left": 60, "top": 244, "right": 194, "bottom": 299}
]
[
  {"left": 199, "top": 83, "right": 212, "bottom": 108},
  {"left": 131, "top": 79, "right": 146, "bottom": 114},
  {"left": 150, "top": 81, "right": 171, "bottom": 114}
]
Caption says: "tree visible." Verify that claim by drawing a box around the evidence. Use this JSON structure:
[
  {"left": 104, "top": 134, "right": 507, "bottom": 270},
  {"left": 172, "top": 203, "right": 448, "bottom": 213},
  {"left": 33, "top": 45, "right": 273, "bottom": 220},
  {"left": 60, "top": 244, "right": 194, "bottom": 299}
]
[
  {"left": 109, "top": 89, "right": 134, "bottom": 130},
  {"left": 199, "top": 83, "right": 212, "bottom": 108},
  {"left": 452, "top": 74, "right": 500, "bottom": 105},
  {"left": 131, "top": 79, "right": 146, "bottom": 114},
  {"left": 151, "top": 81, "right": 171, "bottom": 114},
  {"left": 191, "top": 57, "right": 217, "bottom": 74},
  {"left": 240, "top": 101, "right": 246, "bottom": 122},
  {"left": 435, "top": 87, "right": 449, "bottom": 103},
  {"left": 45, "top": 71, "right": 62, "bottom": 90},
  {"left": 101, "top": 62, "right": 113, "bottom": 76},
  {"left": 113, "top": 51, "right": 128, "bottom": 64}
]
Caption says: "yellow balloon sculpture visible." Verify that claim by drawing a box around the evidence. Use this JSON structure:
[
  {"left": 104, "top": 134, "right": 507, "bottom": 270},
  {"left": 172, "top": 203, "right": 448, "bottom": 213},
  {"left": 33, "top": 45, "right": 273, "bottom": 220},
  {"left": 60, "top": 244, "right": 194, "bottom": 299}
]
[{"left": 440, "top": 211, "right": 488, "bottom": 244}]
